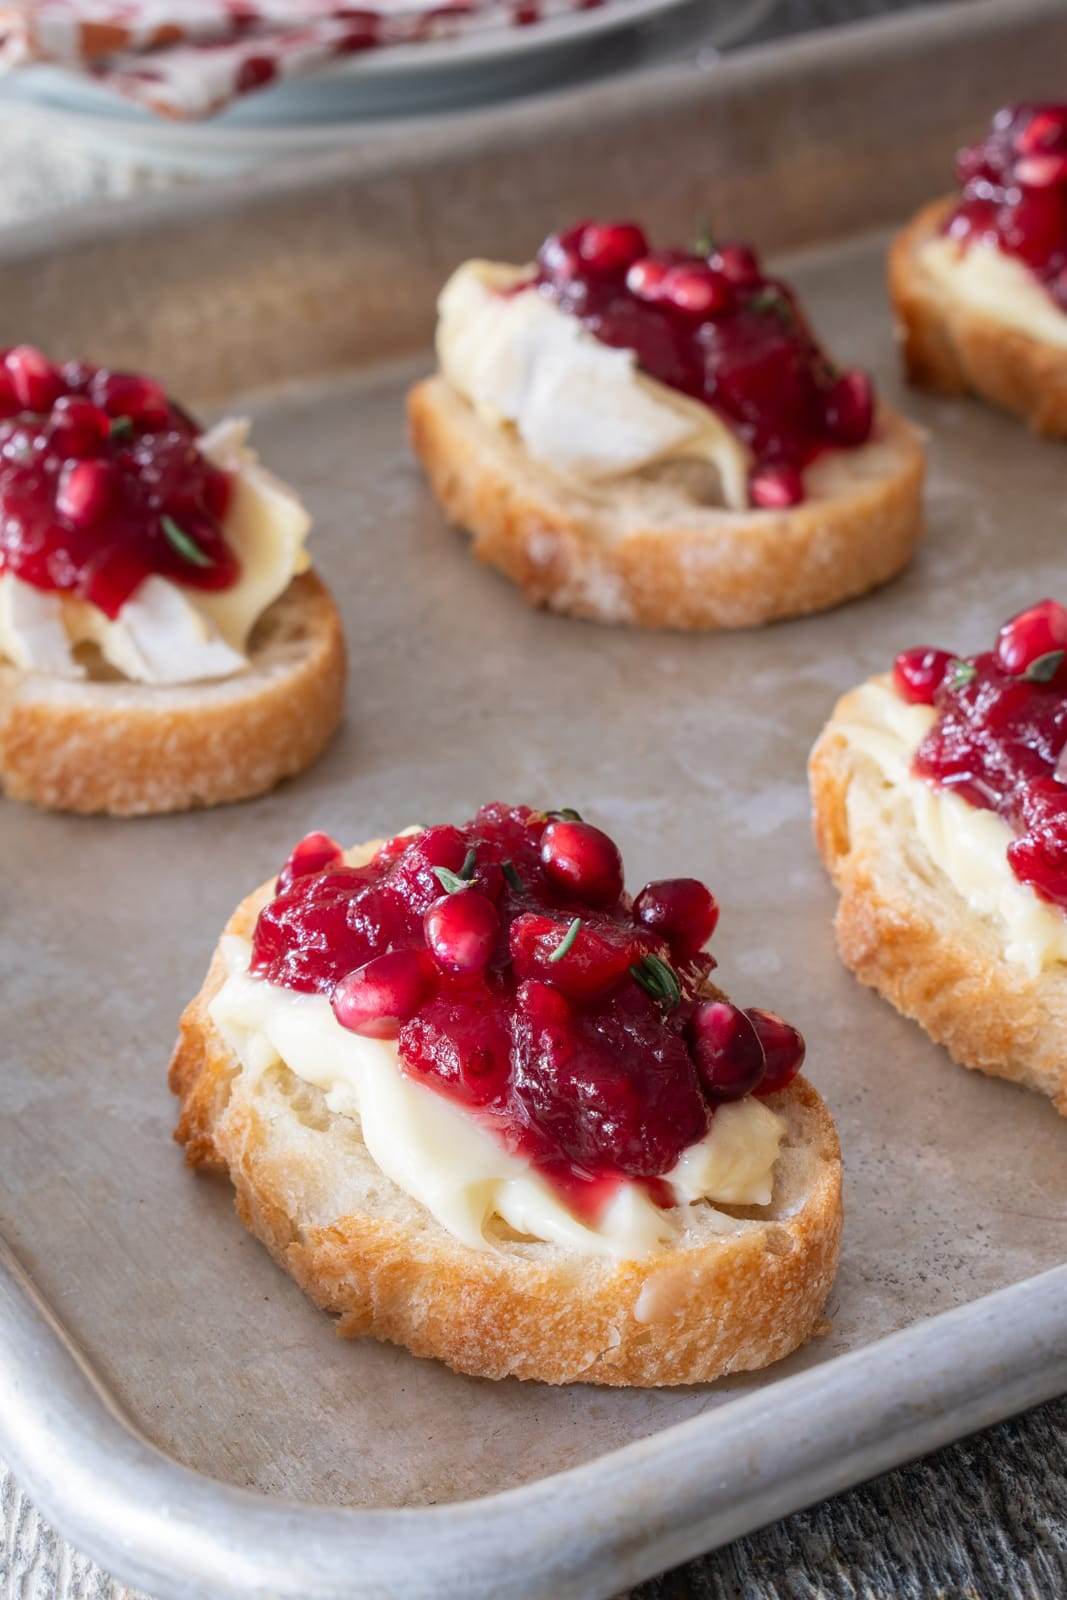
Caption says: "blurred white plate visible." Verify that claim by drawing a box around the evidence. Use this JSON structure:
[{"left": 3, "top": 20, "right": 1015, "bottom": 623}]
[{"left": 0, "top": 0, "right": 777, "bottom": 171}]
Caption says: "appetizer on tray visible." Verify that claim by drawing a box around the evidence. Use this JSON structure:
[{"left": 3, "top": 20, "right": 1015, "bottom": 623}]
[
  {"left": 811, "top": 600, "right": 1067, "bottom": 1114},
  {"left": 0, "top": 348, "right": 345, "bottom": 814},
  {"left": 171, "top": 804, "right": 842, "bottom": 1385},
  {"left": 409, "top": 220, "right": 925, "bottom": 629},
  {"left": 890, "top": 103, "right": 1067, "bottom": 432}
]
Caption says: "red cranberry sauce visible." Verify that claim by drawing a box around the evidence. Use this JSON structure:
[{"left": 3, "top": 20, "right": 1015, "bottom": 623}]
[
  {"left": 527, "top": 221, "right": 875, "bottom": 506},
  {"left": 0, "top": 348, "right": 237, "bottom": 618},
  {"left": 946, "top": 105, "right": 1067, "bottom": 308},
  {"left": 251, "top": 805, "right": 805, "bottom": 1215},
  {"left": 893, "top": 601, "right": 1067, "bottom": 910}
]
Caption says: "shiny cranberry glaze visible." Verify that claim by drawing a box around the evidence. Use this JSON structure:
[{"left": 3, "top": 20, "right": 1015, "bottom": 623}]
[
  {"left": 529, "top": 220, "right": 875, "bottom": 501},
  {"left": 947, "top": 105, "right": 1067, "bottom": 307},
  {"left": 895, "top": 601, "right": 1067, "bottom": 909},
  {"left": 253, "top": 805, "right": 805, "bottom": 1206},
  {"left": 0, "top": 348, "right": 237, "bottom": 617}
]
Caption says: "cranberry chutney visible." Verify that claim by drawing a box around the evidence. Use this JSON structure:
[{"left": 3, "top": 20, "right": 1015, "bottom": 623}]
[
  {"left": 252, "top": 805, "right": 805, "bottom": 1215},
  {"left": 894, "top": 601, "right": 1067, "bottom": 912},
  {"left": 947, "top": 104, "right": 1067, "bottom": 308},
  {"left": 0, "top": 347, "right": 237, "bottom": 617},
  {"left": 525, "top": 220, "right": 875, "bottom": 508}
]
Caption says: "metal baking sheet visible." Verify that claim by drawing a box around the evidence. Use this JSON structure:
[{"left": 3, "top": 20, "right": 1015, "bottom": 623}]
[{"left": 2, "top": 3, "right": 1067, "bottom": 1597}]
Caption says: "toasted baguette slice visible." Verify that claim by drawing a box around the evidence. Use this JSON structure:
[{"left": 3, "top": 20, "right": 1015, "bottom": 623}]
[
  {"left": 0, "top": 572, "right": 345, "bottom": 816},
  {"left": 407, "top": 375, "right": 924, "bottom": 631},
  {"left": 810, "top": 683, "right": 1067, "bottom": 1115},
  {"left": 170, "top": 852, "right": 843, "bottom": 1387},
  {"left": 889, "top": 197, "right": 1067, "bottom": 435}
]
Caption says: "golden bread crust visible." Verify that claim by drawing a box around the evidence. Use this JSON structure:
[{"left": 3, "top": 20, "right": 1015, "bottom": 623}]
[
  {"left": 170, "top": 856, "right": 843, "bottom": 1386},
  {"left": 407, "top": 375, "right": 924, "bottom": 631},
  {"left": 810, "top": 684, "right": 1067, "bottom": 1114},
  {"left": 888, "top": 197, "right": 1067, "bottom": 434},
  {"left": 0, "top": 572, "right": 345, "bottom": 815}
]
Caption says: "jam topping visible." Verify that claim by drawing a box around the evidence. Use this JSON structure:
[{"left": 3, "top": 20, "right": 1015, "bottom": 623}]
[
  {"left": 946, "top": 105, "right": 1067, "bottom": 308},
  {"left": 894, "top": 600, "right": 1067, "bottom": 910},
  {"left": 251, "top": 804, "right": 805, "bottom": 1211},
  {"left": 528, "top": 220, "right": 875, "bottom": 506},
  {"left": 0, "top": 347, "right": 237, "bottom": 618}
]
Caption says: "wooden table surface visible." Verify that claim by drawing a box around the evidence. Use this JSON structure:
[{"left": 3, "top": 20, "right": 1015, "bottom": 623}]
[{"left": 0, "top": 3, "right": 1063, "bottom": 1597}]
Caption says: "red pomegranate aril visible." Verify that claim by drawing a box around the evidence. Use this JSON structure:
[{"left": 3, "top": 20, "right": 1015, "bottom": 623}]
[
  {"left": 0, "top": 369, "right": 19, "bottom": 419},
  {"left": 710, "top": 242, "right": 762, "bottom": 285},
  {"left": 1015, "top": 153, "right": 1067, "bottom": 189},
  {"left": 51, "top": 395, "right": 110, "bottom": 457},
  {"left": 276, "top": 830, "right": 344, "bottom": 894},
  {"left": 509, "top": 911, "right": 638, "bottom": 998},
  {"left": 750, "top": 462, "right": 804, "bottom": 509},
  {"left": 579, "top": 222, "right": 648, "bottom": 276},
  {"left": 1016, "top": 108, "right": 1067, "bottom": 155},
  {"left": 688, "top": 1000, "right": 767, "bottom": 1102},
  {"left": 995, "top": 599, "right": 1067, "bottom": 676},
  {"left": 660, "top": 264, "right": 733, "bottom": 317},
  {"left": 625, "top": 256, "right": 670, "bottom": 300},
  {"left": 56, "top": 459, "right": 115, "bottom": 530},
  {"left": 6, "top": 346, "right": 61, "bottom": 413},
  {"left": 633, "top": 877, "right": 719, "bottom": 958},
  {"left": 746, "top": 1008, "right": 805, "bottom": 1095},
  {"left": 892, "top": 646, "right": 955, "bottom": 705},
  {"left": 424, "top": 890, "right": 500, "bottom": 974},
  {"left": 540, "top": 819, "right": 624, "bottom": 905},
  {"left": 824, "top": 370, "right": 874, "bottom": 446},
  {"left": 97, "top": 372, "right": 170, "bottom": 428},
  {"left": 331, "top": 950, "right": 435, "bottom": 1040}
]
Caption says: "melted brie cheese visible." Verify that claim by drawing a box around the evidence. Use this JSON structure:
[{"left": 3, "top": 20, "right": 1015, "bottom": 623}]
[
  {"left": 920, "top": 235, "right": 1067, "bottom": 349},
  {"left": 832, "top": 677, "right": 1067, "bottom": 974},
  {"left": 437, "top": 260, "right": 754, "bottom": 510},
  {"left": 0, "top": 417, "right": 310, "bottom": 687},
  {"left": 209, "top": 933, "right": 786, "bottom": 1259}
]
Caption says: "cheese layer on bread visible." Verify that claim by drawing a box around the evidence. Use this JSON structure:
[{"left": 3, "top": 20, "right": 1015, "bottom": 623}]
[
  {"left": 919, "top": 235, "right": 1067, "bottom": 349},
  {"left": 830, "top": 676, "right": 1067, "bottom": 974},
  {"left": 210, "top": 931, "right": 786, "bottom": 1259},
  {"left": 0, "top": 419, "right": 310, "bottom": 686},
  {"left": 436, "top": 260, "right": 755, "bottom": 511}
]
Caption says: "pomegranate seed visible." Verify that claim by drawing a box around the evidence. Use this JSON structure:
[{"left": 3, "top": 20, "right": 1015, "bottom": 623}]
[
  {"left": 56, "top": 459, "right": 115, "bottom": 529},
  {"left": 688, "top": 1000, "right": 766, "bottom": 1102},
  {"left": 540, "top": 819, "right": 624, "bottom": 905},
  {"left": 50, "top": 395, "right": 111, "bottom": 459},
  {"left": 424, "top": 890, "right": 500, "bottom": 974},
  {"left": 625, "top": 256, "right": 670, "bottom": 300},
  {"left": 893, "top": 647, "right": 954, "bottom": 706},
  {"left": 633, "top": 878, "right": 719, "bottom": 958},
  {"left": 5, "top": 346, "right": 61, "bottom": 413},
  {"left": 660, "top": 264, "right": 734, "bottom": 317},
  {"left": 0, "top": 369, "right": 18, "bottom": 419},
  {"left": 97, "top": 372, "right": 170, "bottom": 429},
  {"left": 509, "top": 912, "right": 639, "bottom": 998},
  {"left": 1016, "top": 108, "right": 1067, "bottom": 156},
  {"left": 995, "top": 599, "right": 1067, "bottom": 676},
  {"left": 824, "top": 369, "right": 874, "bottom": 446},
  {"left": 1015, "top": 153, "right": 1067, "bottom": 188},
  {"left": 750, "top": 462, "right": 804, "bottom": 509},
  {"left": 331, "top": 949, "right": 435, "bottom": 1039},
  {"left": 578, "top": 222, "right": 648, "bottom": 276},
  {"left": 276, "top": 830, "right": 343, "bottom": 894},
  {"left": 747, "top": 1008, "right": 805, "bottom": 1095},
  {"left": 710, "top": 242, "right": 762, "bottom": 285}
]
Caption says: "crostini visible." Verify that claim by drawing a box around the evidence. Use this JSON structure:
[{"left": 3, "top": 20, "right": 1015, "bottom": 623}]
[
  {"left": 0, "top": 348, "right": 345, "bottom": 815},
  {"left": 811, "top": 599, "right": 1067, "bottom": 1114},
  {"left": 409, "top": 221, "right": 925, "bottom": 630},
  {"left": 171, "top": 804, "right": 842, "bottom": 1386},
  {"left": 889, "top": 103, "right": 1067, "bottom": 433}
]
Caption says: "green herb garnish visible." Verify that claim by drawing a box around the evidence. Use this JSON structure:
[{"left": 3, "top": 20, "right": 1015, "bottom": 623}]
[
  {"left": 748, "top": 286, "right": 794, "bottom": 326},
  {"left": 501, "top": 860, "right": 523, "bottom": 892},
  {"left": 630, "top": 952, "right": 682, "bottom": 1009},
  {"left": 161, "top": 514, "right": 214, "bottom": 569},
  {"left": 692, "top": 217, "right": 716, "bottom": 256},
  {"left": 947, "top": 658, "right": 977, "bottom": 691},
  {"left": 433, "top": 846, "right": 478, "bottom": 895},
  {"left": 1024, "top": 650, "right": 1065, "bottom": 684},
  {"left": 546, "top": 807, "right": 583, "bottom": 822},
  {"left": 547, "top": 917, "right": 582, "bottom": 964},
  {"left": 109, "top": 415, "right": 134, "bottom": 441}
]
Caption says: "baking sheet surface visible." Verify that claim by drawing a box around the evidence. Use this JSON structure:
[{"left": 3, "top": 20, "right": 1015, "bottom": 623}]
[{"left": 2, "top": 229, "right": 1066, "bottom": 1511}]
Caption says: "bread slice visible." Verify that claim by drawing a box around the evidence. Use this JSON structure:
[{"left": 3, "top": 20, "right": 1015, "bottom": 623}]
[
  {"left": 0, "top": 572, "right": 345, "bottom": 816},
  {"left": 170, "top": 848, "right": 843, "bottom": 1387},
  {"left": 810, "top": 682, "right": 1067, "bottom": 1115},
  {"left": 889, "top": 197, "right": 1067, "bottom": 435},
  {"left": 407, "top": 374, "right": 924, "bottom": 631}
]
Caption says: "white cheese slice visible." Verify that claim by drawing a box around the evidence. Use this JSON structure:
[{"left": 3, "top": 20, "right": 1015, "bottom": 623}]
[{"left": 920, "top": 234, "right": 1067, "bottom": 350}]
